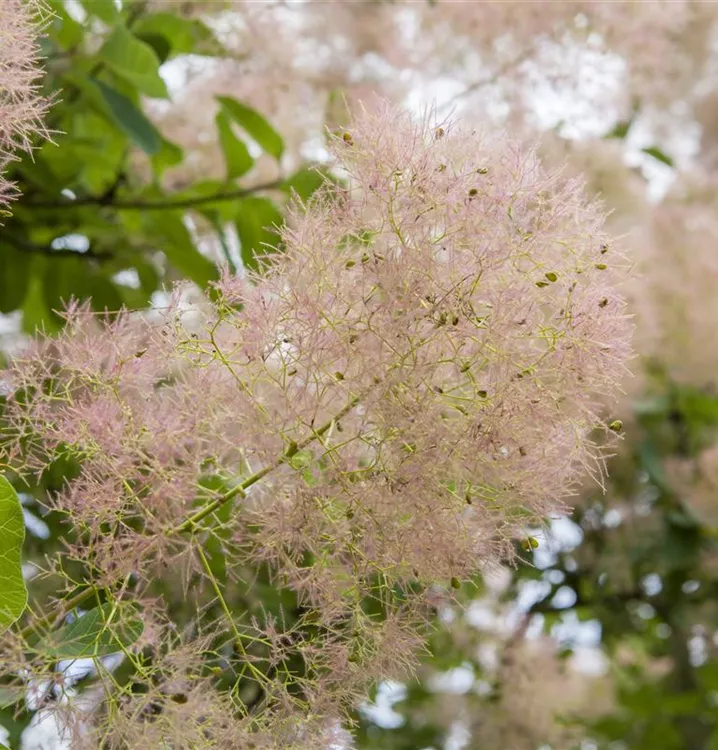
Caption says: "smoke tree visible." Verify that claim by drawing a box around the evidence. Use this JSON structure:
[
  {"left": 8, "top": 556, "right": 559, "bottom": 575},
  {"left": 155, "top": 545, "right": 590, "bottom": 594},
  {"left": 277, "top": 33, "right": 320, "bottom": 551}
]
[{"left": 4, "top": 2, "right": 718, "bottom": 750}]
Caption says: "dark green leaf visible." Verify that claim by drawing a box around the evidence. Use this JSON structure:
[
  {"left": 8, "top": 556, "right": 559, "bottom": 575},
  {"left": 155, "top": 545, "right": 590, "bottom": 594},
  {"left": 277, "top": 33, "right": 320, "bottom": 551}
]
[
  {"left": 93, "top": 79, "right": 161, "bottom": 155},
  {"left": 235, "top": 197, "right": 283, "bottom": 272},
  {"left": 0, "top": 246, "right": 30, "bottom": 314},
  {"left": 218, "top": 96, "right": 284, "bottom": 160},
  {"left": 100, "top": 25, "right": 169, "bottom": 99},
  {"left": 135, "top": 33, "right": 172, "bottom": 65},
  {"left": 216, "top": 111, "right": 253, "bottom": 180},
  {"left": 39, "top": 602, "right": 144, "bottom": 658}
]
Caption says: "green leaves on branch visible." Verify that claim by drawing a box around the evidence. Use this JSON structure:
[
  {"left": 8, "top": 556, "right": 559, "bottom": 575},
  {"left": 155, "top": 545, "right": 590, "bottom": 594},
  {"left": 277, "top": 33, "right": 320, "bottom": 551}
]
[
  {"left": 0, "top": 477, "right": 27, "bottom": 635},
  {"left": 38, "top": 601, "right": 144, "bottom": 658}
]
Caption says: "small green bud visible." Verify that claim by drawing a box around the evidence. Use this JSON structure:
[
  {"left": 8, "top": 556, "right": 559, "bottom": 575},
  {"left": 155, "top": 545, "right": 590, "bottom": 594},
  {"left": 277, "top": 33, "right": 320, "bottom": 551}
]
[
  {"left": 520, "top": 536, "right": 539, "bottom": 551},
  {"left": 535, "top": 280, "right": 550, "bottom": 288},
  {"left": 477, "top": 167, "right": 489, "bottom": 175},
  {"left": 345, "top": 259, "right": 356, "bottom": 268},
  {"left": 545, "top": 271, "right": 558, "bottom": 282},
  {"left": 450, "top": 577, "right": 461, "bottom": 589},
  {"left": 468, "top": 188, "right": 478, "bottom": 197},
  {"left": 595, "top": 263, "right": 608, "bottom": 271},
  {"left": 477, "top": 389, "right": 488, "bottom": 398},
  {"left": 342, "top": 131, "right": 353, "bottom": 144},
  {"left": 609, "top": 419, "right": 623, "bottom": 432},
  {"left": 334, "top": 371, "right": 345, "bottom": 381}
]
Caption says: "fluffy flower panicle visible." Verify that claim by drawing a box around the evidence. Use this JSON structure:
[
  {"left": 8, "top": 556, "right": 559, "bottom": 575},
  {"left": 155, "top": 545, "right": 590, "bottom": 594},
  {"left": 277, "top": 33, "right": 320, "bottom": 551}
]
[
  {"left": 2, "top": 104, "right": 631, "bottom": 739},
  {"left": 0, "top": 0, "right": 50, "bottom": 210}
]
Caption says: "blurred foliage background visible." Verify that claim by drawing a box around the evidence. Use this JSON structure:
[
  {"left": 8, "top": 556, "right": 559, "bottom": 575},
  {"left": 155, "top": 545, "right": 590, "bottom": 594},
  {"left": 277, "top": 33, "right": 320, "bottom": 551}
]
[{"left": 3, "top": 1, "right": 718, "bottom": 749}]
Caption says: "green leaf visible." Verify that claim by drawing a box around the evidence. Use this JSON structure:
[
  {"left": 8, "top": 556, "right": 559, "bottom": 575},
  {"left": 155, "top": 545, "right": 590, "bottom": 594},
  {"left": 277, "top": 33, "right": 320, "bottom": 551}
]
[
  {"left": 135, "top": 33, "right": 172, "bottom": 65},
  {"left": 218, "top": 96, "right": 284, "bottom": 160},
  {"left": 216, "top": 111, "right": 253, "bottom": 180},
  {"left": 39, "top": 601, "right": 144, "bottom": 658},
  {"left": 143, "top": 211, "right": 219, "bottom": 289},
  {"left": 133, "top": 13, "right": 219, "bottom": 56},
  {"left": 0, "top": 246, "right": 30, "bottom": 314},
  {"left": 150, "top": 137, "right": 184, "bottom": 178},
  {"left": 281, "top": 167, "right": 327, "bottom": 202},
  {"left": 46, "top": 0, "right": 84, "bottom": 49},
  {"left": 100, "top": 25, "right": 169, "bottom": 99},
  {"left": 605, "top": 118, "right": 633, "bottom": 140},
  {"left": 80, "top": 0, "right": 119, "bottom": 24},
  {"left": 0, "top": 476, "right": 28, "bottom": 635},
  {"left": 642, "top": 146, "right": 674, "bottom": 167},
  {"left": 235, "top": 197, "right": 283, "bottom": 272},
  {"left": 0, "top": 685, "right": 24, "bottom": 709},
  {"left": 93, "top": 79, "right": 161, "bottom": 155}
]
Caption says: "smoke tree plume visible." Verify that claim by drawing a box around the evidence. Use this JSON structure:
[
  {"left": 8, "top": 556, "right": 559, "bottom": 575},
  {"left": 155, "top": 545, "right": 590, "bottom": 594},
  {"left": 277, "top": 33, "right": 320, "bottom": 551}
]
[{"left": 1, "top": 103, "right": 632, "bottom": 747}]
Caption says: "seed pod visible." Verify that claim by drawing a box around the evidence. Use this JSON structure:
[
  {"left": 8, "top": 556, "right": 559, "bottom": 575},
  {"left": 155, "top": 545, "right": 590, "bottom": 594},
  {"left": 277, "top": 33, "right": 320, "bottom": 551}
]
[{"left": 520, "top": 537, "right": 539, "bottom": 551}]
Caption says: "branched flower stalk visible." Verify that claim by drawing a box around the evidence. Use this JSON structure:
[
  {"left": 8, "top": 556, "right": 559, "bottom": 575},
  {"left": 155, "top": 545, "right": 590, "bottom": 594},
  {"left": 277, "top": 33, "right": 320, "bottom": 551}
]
[
  {"left": 1, "top": 103, "right": 632, "bottom": 749},
  {"left": 0, "top": 0, "right": 50, "bottom": 213}
]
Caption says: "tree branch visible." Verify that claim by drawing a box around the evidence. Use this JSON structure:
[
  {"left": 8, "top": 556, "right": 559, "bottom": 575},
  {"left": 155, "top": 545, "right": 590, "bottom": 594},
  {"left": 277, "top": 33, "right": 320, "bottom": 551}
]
[{"left": 24, "top": 180, "right": 284, "bottom": 211}]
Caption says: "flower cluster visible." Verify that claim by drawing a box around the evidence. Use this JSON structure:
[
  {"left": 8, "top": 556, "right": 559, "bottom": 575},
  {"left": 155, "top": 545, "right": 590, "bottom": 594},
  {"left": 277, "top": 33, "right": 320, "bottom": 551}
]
[
  {"left": 0, "top": 0, "right": 49, "bottom": 211},
  {"left": 2, "top": 103, "right": 631, "bottom": 746}
]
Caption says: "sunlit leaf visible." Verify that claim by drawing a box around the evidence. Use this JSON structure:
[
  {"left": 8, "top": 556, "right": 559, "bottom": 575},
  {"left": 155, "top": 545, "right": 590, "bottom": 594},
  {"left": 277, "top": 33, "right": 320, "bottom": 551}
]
[
  {"left": 100, "top": 25, "right": 169, "bottom": 99},
  {"left": 39, "top": 602, "right": 144, "bottom": 658},
  {"left": 216, "top": 111, "right": 253, "bottom": 180},
  {"left": 218, "top": 96, "right": 284, "bottom": 160},
  {"left": 0, "top": 476, "right": 28, "bottom": 635}
]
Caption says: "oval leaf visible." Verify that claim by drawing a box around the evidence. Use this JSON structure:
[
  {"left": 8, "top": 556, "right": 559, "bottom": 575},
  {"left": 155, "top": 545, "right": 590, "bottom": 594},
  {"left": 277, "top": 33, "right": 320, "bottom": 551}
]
[
  {"left": 93, "top": 79, "right": 161, "bottom": 155},
  {"left": 39, "top": 601, "right": 144, "bottom": 658},
  {"left": 100, "top": 25, "right": 169, "bottom": 99},
  {"left": 235, "top": 197, "right": 283, "bottom": 272},
  {"left": 216, "top": 111, "right": 253, "bottom": 180},
  {"left": 0, "top": 476, "right": 28, "bottom": 634},
  {"left": 217, "top": 96, "right": 284, "bottom": 160}
]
